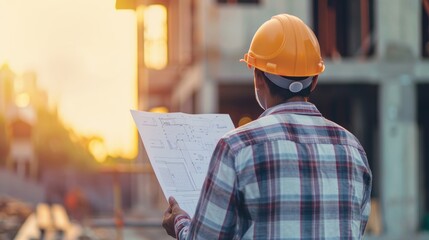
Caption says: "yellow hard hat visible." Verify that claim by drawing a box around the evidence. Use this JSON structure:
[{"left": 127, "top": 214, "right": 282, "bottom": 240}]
[{"left": 241, "top": 14, "right": 325, "bottom": 77}]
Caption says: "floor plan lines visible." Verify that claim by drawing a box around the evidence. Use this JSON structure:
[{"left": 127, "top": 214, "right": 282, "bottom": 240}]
[
  {"left": 157, "top": 161, "right": 195, "bottom": 191},
  {"left": 131, "top": 110, "right": 235, "bottom": 217}
]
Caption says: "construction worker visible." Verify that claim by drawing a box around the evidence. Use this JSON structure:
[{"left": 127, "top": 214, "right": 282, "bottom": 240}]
[{"left": 162, "top": 13, "right": 372, "bottom": 239}]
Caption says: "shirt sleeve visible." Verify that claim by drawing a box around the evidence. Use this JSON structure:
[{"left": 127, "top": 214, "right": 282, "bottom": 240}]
[
  {"left": 175, "top": 138, "right": 239, "bottom": 240},
  {"left": 175, "top": 214, "right": 191, "bottom": 238},
  {"left": 359, "top": 150, "right": 373, "bottom": 236}
]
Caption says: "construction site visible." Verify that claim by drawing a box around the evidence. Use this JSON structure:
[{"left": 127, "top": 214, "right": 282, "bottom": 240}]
[{"left": 1, "top": 0, "right": 429, "bottom": 239}]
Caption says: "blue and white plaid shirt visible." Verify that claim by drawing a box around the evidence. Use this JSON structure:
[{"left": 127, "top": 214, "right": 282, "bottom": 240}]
[{"left": 175, "top": 101, "right": 372, "bottom": 239}]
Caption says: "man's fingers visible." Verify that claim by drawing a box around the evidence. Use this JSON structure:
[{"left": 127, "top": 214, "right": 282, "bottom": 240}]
[
  {"left": 162, "top": 199, "right": 177, "bottom": 238},
  {"left": 163, "top": 206, "right": 172, "bottom": 217},
  {"left": 164, "top": 196, "right": 177, "bottom": 218},
  {"left": 169, "top": 196, "right": 179, "bottom": 208}
]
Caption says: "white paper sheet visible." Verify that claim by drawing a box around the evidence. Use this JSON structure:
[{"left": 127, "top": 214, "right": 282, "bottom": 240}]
[{"left": 130, "top": 110, "right": 235, "bottom": 217}]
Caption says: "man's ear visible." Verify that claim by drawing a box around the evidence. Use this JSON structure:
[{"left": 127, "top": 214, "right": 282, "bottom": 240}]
[
  {"left": 254, "top": 70, "right": 267, "bottom": 90},
  {"left": 310, "top": 75, "right": 319, "bottom": 92}
]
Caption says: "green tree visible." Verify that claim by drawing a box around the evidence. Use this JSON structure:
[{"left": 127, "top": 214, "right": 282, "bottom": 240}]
[{"left": 33, "top": 108, "right": 97, "bottom": 171}]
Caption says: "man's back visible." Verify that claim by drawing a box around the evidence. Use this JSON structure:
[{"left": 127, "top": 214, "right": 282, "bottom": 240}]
[
  {"left": 185, "top": 102, "right": 371, "bottom": 239},
  {"left": 228, "top": 101, "right": 371, "bottom": 239}
]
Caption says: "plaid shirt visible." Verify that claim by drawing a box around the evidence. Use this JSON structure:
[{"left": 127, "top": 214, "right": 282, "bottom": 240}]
[{"left": 175, "top": 101, "right": 372, "bottom": 239}]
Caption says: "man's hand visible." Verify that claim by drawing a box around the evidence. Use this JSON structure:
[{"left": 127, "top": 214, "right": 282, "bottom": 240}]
[{"left": 162, "top": 196, "right": 189, "bottom": 238}]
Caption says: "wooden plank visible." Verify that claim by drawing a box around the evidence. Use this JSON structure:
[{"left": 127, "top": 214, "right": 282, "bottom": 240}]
[
  {"left": 15, "top": 205, "right": 81, "bottom": 240},
  {"left": 14, "top": 214, "right": 39, "bottom": 240},
  {"left": 36, "top": 203, "right": 53, "bottom": 230},
  {"left": 51, "top": 204, "right": 71, "bottom": 231}
]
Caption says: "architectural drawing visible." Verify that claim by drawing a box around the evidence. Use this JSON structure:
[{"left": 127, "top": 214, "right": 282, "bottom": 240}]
[{"left": 131, "top": 110, "right": 234, "bottom": 216}]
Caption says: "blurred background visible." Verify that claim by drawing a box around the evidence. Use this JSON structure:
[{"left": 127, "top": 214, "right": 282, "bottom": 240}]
[{"left": 1, "top": 0, "right": 429, "bottom": 239}]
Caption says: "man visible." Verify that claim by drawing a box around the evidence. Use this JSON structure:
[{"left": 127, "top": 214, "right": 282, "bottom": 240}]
[{"left": 162, "top": 13, "right": 372, "bottom": 239}]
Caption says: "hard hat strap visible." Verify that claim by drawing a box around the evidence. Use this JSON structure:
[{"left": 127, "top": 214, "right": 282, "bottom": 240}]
[{"left": 263, "top": 72, "right": 313, "bottom": 93}]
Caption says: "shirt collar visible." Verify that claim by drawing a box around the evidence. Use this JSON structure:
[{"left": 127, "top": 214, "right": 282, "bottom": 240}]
[{"left": 259, "top": 101, "right": 323, "bottom": 118}]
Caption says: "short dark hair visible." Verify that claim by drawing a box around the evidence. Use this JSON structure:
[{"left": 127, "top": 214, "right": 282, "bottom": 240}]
[{"left": 255, "top": 68, "right": 313, "bottom": 101}]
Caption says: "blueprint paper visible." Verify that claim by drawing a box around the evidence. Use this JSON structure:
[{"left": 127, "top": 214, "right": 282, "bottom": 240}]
[{"left": 130, "top": 110, "right": 235, "bottom": 217}]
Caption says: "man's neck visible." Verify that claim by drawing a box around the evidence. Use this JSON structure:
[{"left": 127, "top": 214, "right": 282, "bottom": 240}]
[
  {"left": 268, "top": 96, "right": 307, "bottom": 107},
  {"left": 284, "top": 96, "right": 308, "bottom": 103}
]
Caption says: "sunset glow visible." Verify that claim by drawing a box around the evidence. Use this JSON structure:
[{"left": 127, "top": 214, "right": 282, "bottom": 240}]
[
  {"left": 0, "top": 0, "right": 137, "bottom": 158},
  {"left": 15, "top": 93, "right": 30, "bottom": 108},
  {"left": 149, "top": 106, "right": 169, "bottom": 113},
  {"left": 142, "top": 4, "right": 168, "bottom": 70},
  {"left": 89, "top": 139, "right": 108, "bottom": 163}
]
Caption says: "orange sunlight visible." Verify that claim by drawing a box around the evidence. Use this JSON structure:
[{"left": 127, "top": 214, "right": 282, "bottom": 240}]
[
  {"left": 0, "top": 0, "right": 137, "bottom": 159},
  {"left": 142, "top": 4, "right": 168, "bottom": 70}
]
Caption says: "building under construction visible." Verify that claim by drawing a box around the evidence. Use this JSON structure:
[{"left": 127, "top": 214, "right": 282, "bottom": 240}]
[{"left": 116, "top": 0, "right": 429, "bottom": 238}]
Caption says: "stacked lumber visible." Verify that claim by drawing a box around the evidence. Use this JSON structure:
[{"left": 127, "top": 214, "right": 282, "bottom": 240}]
[{"left": 0, "top": 197, "right": 32, "bottom": 239}]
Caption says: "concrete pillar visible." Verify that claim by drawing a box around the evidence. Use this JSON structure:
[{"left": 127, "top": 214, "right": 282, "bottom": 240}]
[
  {"left": 197, "top": 78, "right": 217, "bottom": 114},
  {"left": 283, "top": 0, "right": 312, "bottom": 26},
  {"left": 377, "top": 0, "right": 420, "bottom": 236},
  {"left": 380, "top": 75, "right": 419, "bottom": 236},
  {"left": 135, "top": 5, "right": 153, "bottom": 211},
  {"left": 136, "top": 5, "right": 149, "bottom": 112},
  {"left": 197, "top": 0, "right": 218, "bottom": 114},
  {"left": 377, "top": 0, "right": 420, "bottom": 59}
]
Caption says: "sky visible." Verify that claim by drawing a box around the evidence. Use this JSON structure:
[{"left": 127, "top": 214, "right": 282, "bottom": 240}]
[{"left": 0, "top": 0, "right": 137, "bottom": 158}]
